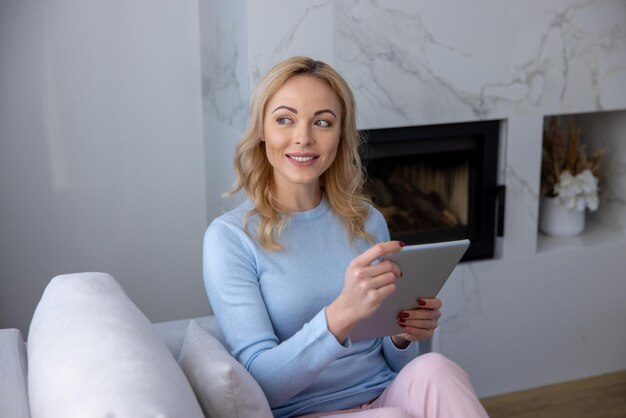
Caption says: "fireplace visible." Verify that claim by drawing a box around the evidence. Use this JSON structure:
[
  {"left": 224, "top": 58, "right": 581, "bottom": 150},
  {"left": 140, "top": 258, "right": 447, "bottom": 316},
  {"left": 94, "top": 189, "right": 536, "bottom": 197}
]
[{"left": 361, "top": 121, "right": 504, "bottom": 261}]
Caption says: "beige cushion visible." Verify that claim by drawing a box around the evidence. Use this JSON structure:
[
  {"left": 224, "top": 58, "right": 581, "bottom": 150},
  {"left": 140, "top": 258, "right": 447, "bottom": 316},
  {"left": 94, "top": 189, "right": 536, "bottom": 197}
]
[
  {"left": 27, "top": 272, "right": 204, "bottom": 418},
  {"left": 178, "top": 320, "right": 273, "bottom": 418}
]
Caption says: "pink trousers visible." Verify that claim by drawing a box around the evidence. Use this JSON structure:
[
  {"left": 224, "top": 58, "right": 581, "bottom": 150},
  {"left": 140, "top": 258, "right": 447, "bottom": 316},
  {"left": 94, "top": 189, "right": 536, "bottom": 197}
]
[{"left": 298, "top": 353, "right": 489, "bottom": 418}]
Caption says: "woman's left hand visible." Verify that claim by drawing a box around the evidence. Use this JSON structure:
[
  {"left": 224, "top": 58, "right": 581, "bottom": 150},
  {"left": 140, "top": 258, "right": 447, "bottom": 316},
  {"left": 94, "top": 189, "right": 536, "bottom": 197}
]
[{"left": 391, "top": 298, "right": 442, "bottom": 347}]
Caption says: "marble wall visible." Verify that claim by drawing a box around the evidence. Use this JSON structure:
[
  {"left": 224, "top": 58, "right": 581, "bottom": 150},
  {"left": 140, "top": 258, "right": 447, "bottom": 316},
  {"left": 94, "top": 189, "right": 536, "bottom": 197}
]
[
  {"left": 333, "top": 0, "right": 626, "bottom": 128},
  {"left": 239, "top": 0, "right": 626, "bottom": 128},
  {"left": 200, "top": 0, "right": 626, "bottom": 397}
]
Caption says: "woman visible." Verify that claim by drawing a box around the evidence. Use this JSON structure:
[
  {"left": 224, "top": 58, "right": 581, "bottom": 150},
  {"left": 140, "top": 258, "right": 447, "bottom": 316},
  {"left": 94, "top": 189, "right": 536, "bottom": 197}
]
[{"left": 203, "top": 56, "right": 488, "bottom": 418}]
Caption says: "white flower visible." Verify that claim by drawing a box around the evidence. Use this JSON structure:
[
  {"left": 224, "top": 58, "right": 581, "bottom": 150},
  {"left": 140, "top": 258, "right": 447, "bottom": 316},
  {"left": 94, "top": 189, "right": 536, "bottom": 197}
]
[
  {"left": 577, "top": 169, "right": 598, "bottom": 195},
  {"left": 585, "top": 194, "right": 599, "bottom": 211},
  {"left": 553, "top": 169, "right": 599, "bottom": 212}
]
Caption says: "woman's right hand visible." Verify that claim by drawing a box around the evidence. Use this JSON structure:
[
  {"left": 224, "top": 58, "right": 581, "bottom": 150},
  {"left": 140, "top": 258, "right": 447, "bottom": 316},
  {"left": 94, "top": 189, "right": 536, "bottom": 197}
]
[{"left": 326, "top": 241, "right": 404, "bottom": 343}]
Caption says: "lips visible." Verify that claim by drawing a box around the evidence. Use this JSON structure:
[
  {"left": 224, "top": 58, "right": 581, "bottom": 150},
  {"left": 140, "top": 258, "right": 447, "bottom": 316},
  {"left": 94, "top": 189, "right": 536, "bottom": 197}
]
[
  {"left": 288, "top": 155, "right": 316, "bottom": 162},
  {"left": 286, "top": 153, "right": 319, "bottom": 166},
  {"left": 286, "top": 153, "right": 319, "bottom": 161}
]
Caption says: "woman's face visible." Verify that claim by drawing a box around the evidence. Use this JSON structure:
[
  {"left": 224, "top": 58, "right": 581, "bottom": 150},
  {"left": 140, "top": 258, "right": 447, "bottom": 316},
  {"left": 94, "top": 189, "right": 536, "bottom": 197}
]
[{"left": 263, "top": 75, "right": 342, "bottom": 198}]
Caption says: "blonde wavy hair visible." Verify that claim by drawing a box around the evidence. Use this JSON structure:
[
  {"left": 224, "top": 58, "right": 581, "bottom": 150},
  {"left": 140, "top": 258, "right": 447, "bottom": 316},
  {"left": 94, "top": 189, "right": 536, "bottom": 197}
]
[{"left": 229, "top": 56, "right": 374, "bottom": 251}]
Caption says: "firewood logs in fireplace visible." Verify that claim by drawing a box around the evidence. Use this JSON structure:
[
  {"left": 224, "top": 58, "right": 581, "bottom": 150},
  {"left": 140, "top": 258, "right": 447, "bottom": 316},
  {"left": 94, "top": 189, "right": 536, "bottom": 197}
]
[
  {"left": 366, "top": 176, "right": 461, "bottom": 232},
  {"left": 365, "top": 177, "right": 394, "bottom": 207}
]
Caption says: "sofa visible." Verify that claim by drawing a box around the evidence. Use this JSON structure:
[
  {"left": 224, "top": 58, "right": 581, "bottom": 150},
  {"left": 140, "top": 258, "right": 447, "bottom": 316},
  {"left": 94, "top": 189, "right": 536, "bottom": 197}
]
[
  {"left": 2, "top": 272, "right": 435, "bottom": 417},
  {"left": 0, "top": 272, "right": 277, "bottom": 418}
]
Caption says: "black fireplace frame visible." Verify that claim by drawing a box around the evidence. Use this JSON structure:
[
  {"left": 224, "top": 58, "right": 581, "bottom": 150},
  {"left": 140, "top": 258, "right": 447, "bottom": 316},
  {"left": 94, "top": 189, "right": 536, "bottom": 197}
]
[{"left": 360, "top": 120, "right": 504, "bottom": 261}]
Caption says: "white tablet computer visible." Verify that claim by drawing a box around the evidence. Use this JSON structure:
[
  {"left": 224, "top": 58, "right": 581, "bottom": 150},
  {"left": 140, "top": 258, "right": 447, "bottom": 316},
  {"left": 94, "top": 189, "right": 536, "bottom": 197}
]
[{"left": 349, "top": 239, "right": 470, "bottom": 342}]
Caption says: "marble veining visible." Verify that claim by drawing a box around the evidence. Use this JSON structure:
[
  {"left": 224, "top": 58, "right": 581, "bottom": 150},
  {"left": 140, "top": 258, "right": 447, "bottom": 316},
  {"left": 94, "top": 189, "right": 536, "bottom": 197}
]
[
  {"left": 507, "top": 165, "right": 540, "bottom": 222},
  {"left": 334, "top": 0, "right": 626, "bottom": 128},
  {"left": 203, "top": 0, "right": 626, "bottom": 129},
  {"left": 247, "top": 0, "right": 333, "bottom": 90},
  {"left": 335, "top": 0, "right": 478, "bottom": 127},
  {"left": 200, "top": 0, "right": 248, "bottom": 130},
  {"left": 439, "top": 264, "right": 484, "bottom": 337},
  {"left": 261, "top": 1, "right": 330, "bottom": 76}
]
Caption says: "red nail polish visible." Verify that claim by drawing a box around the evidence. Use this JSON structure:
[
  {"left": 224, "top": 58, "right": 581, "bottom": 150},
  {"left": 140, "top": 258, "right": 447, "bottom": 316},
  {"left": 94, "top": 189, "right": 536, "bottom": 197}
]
[
  {"left": 400, "top": 271, "right": 403, "bottom": 278},
  {"left": 398, "top": 317, "right": 405, "bottom": 323},
  {"left": 399, "top": 241, "right": 406, "bottom": 247},
  {"left": 400, "top": 312, "right": 409, "bottom": 319},
  {"left": 418, "top": 299, "right": 426, "bottom": 306}
]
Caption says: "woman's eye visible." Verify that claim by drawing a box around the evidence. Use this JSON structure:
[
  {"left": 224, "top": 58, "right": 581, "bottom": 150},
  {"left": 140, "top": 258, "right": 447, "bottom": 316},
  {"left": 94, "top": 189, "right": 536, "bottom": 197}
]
[
  {"left": 315, "top": 120, "right": 332, "bottom": 128},
  {"left": 277, "top": 117, "right": 293, "bottom": 125}
]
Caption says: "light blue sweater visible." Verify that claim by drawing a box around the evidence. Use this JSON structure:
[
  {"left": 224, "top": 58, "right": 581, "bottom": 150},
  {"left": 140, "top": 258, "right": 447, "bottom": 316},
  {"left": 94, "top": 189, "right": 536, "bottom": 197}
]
[{"left": 203, "top": 197, "right": 418, "bottom": 418}]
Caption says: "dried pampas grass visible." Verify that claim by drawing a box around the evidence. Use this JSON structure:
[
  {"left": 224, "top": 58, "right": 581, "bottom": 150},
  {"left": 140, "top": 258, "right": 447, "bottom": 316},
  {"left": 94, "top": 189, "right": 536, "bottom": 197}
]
[{"left": 541, "top": 117, "right": 603, "bottom": 197}]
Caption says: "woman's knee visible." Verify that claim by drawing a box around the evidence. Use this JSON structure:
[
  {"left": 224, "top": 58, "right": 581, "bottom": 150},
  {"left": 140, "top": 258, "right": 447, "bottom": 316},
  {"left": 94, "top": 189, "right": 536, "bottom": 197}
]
[{"left": 405, "top": 352, "right": 467, "bottom": 381}]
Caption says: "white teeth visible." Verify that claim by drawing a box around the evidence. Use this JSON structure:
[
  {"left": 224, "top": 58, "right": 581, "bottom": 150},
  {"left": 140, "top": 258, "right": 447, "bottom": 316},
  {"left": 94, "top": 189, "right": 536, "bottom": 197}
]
[{"left": 289, "top": 156, "right": 315, "bottom": 162}]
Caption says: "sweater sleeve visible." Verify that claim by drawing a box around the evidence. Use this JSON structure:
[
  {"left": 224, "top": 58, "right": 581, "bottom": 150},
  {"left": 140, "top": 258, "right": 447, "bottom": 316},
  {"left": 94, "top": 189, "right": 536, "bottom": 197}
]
[
  {"left": 203, "top": 219, "right": 351, "bottom": 407},
  {"left": 367, "top": 207, "right": 418, "bottom": 371},
  {"left": 382, "top": 336, "right": 418, "bottom": 371}
]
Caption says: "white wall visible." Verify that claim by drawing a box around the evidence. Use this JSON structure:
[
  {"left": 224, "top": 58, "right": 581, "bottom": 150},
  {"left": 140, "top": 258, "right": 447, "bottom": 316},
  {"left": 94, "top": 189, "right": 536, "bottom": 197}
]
[{"left": 0, "top": 0, "right": 210, "bottom": 333}]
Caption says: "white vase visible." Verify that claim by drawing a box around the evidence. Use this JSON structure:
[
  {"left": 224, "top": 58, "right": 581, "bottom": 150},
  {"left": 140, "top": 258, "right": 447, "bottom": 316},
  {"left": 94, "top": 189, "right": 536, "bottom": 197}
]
[{"left": 539, "top": 197, "right": 585, "bottom": 237}]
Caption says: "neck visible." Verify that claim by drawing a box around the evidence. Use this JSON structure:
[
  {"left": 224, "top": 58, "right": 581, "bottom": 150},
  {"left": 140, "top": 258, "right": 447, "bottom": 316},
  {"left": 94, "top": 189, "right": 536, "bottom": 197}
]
[{"left": 276, "top": 184, "right": 323, "bottom": 212}]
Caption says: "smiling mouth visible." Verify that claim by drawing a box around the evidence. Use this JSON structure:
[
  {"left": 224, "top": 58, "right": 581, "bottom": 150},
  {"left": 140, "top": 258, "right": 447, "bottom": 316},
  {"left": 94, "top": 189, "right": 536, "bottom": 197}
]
[{"left": 287, "top": 155, "right": 319, "bottom": 162}]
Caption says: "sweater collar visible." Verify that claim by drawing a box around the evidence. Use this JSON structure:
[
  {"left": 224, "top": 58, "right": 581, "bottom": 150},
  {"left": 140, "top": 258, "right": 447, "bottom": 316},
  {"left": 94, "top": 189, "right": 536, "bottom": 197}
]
[{"left": 289, "top": 195, "right": 330, "bottom": 221}]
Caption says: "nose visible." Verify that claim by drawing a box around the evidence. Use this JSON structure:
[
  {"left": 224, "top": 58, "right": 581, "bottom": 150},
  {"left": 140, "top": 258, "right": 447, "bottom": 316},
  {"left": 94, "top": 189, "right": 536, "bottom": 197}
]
[{"left": 294, "top": 123, "right": 314, "bottom": 146}]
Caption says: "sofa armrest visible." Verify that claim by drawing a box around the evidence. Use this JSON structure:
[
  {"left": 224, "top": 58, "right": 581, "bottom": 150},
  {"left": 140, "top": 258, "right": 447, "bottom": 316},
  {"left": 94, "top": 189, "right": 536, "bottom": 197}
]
[{"left": 0, "top": 328, "right": 30, "bottom": 418}]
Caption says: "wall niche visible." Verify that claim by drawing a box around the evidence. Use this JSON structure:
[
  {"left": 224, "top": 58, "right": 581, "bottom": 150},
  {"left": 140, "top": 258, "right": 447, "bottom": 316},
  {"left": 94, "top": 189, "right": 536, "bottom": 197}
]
[{"left": 537, "top": 110, "right": 626, "bottom": 253}]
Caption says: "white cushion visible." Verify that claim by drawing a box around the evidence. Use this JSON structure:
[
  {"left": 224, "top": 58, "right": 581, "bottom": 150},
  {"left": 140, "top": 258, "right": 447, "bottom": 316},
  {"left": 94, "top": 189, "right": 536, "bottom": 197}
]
[
  {"left": 27, "top": 272, "right": 204, "bottom": 418},
  {"left": 178, "top": 320, "right": 273, "bottom": 418}
]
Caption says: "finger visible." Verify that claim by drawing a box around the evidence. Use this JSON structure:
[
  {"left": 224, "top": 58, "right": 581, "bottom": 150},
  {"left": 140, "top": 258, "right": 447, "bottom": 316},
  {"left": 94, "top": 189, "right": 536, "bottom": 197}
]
[
  {"left": 373, "top": 280, "right": 397, "bottom": 302},
  {"left": 362, "top": 271, "right": 398, "bottom": 292},
  {"left": 361, "top": 279, "right": 397, "bottom": 309},
  {"left": 399, "top": 308, "right": 441, "bottom": 321},
  {"left": 352, "top": 241, "right": 404, "bottom": 267},
  {"left": 400, "top": 318, "right": 439, "bottom": 331},
  {"left": 416, "top": 297, "right": 442, "bottom": 310},
  {"left": 360, "top": 260, "right": 402, "bottom": 280},
  {"left": 396, "top": 327, "right": 433, "bottom": 341}
]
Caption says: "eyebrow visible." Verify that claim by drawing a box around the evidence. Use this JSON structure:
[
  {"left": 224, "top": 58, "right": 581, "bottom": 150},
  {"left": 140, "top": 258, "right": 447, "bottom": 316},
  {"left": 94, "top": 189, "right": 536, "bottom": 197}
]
[
  {"left": 271, "top": 105, "right": 337, "bottom": 118},
  {"left": 272, "top": 105, "right": 297, "bottom": 114},
  {"left": 314, "top": 109, "right": 337, "bottom": 118}
]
